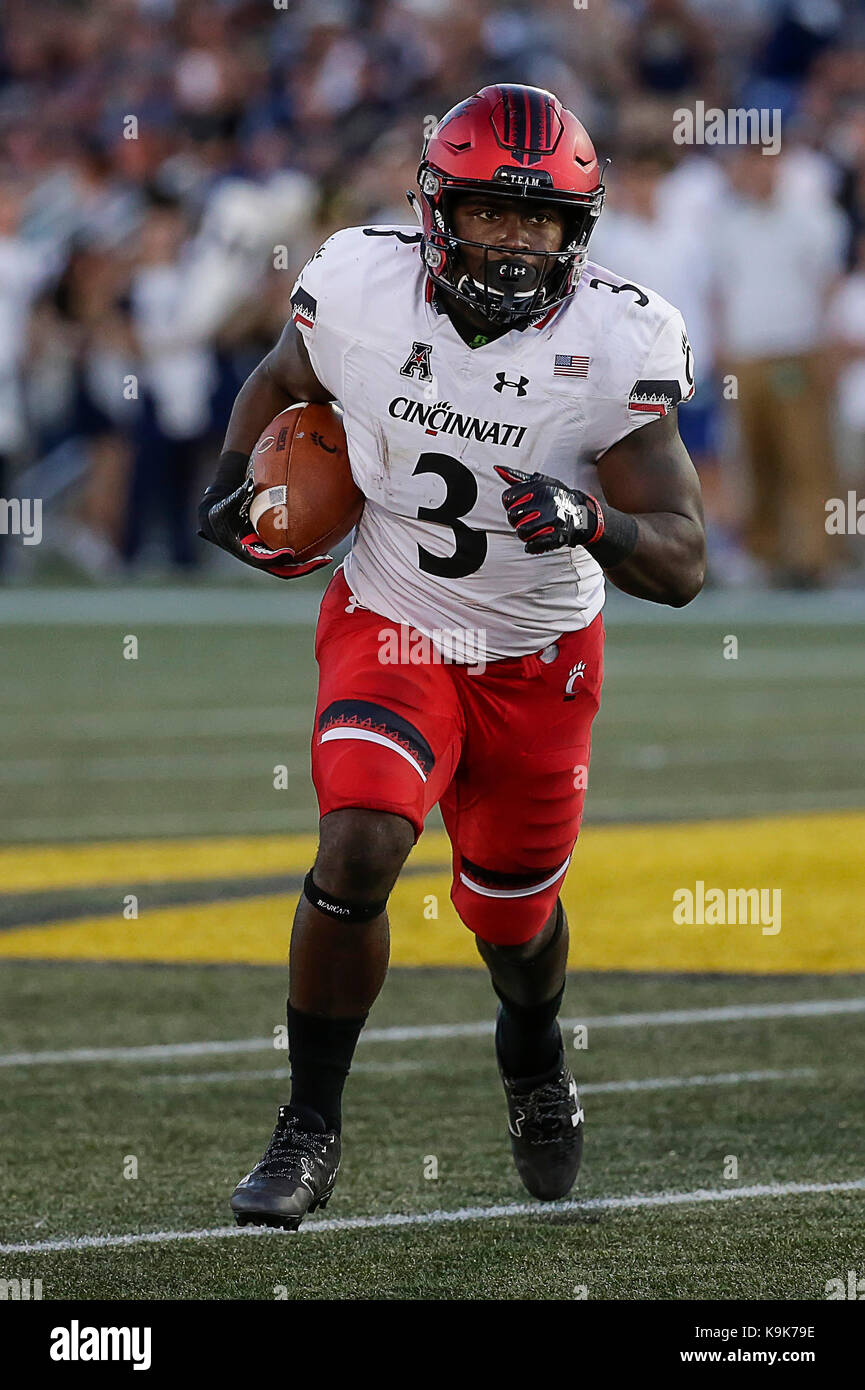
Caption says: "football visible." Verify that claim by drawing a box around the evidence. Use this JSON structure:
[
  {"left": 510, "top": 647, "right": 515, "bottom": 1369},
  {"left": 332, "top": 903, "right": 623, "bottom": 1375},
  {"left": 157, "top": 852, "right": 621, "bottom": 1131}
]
[{"left": 248, "top": 402, "right": 363, "bottom": 559}]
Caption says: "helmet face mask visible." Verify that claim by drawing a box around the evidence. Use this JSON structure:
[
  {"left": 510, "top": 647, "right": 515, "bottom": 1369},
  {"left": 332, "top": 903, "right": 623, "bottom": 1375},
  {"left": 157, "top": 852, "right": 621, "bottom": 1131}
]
[
  {"left": 416, "top": 85, "right": 605, "bottom": 328},
  {"left": 427, "top": 188, "right": 602, "bottom": 327}
]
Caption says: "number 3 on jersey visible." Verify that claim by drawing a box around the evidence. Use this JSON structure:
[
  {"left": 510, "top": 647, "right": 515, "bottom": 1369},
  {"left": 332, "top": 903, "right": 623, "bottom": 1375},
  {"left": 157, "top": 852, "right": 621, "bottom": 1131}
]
[{"left": 412, "top": 452, "right": 488, "bottom": 579}]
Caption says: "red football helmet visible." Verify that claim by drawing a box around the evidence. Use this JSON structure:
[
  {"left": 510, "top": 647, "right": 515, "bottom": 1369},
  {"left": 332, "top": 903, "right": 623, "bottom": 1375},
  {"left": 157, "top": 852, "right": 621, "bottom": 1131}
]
[{"left": 416, "top": 84, "right": 606, "bottom": 326}]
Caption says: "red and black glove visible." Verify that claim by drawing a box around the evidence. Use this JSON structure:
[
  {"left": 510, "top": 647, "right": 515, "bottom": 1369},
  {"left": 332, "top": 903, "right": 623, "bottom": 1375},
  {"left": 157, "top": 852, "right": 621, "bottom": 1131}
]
[
  {"left": 198, "top": 453, "right": 331, "bottom": 580},
  {"left": 495, "top": 465, "right": 638, "bottom": 567},
  {"left": 495, "top": 465, "right": 604, "bottom": 554}
]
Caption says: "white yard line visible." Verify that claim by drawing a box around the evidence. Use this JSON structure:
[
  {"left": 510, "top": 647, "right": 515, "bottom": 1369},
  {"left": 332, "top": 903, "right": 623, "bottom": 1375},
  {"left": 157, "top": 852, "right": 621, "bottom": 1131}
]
[
  {"left": 2, "top": 1177, "right": 862, "bottom": 1255},
  {"left": 581, "top": 1067, "right": 816, "bottom": 1094},
  {"left": 140, "top": 1064, "right": 815, "bottom": 1090},
  {"left": 144, "top": 1060, "right": 429, "bottom": 1084},
  {"left": 2, "top": 998, "right": 862, "bottom": 1068}
]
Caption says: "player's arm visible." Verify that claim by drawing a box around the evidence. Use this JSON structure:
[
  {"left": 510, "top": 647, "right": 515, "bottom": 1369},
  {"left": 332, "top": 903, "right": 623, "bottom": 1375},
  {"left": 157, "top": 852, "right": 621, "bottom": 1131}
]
[
  {"left": 496, "top": 411, "right": 706, "bottom": 609},
  {"left": 198, "top": 321, "right": 334, "bottom": 577},
  {"left": 223, "top": 319, "right": 334, "bottom": 459},
  {"left": 589, "top": 411, "right": 705, "bottom": 605}
]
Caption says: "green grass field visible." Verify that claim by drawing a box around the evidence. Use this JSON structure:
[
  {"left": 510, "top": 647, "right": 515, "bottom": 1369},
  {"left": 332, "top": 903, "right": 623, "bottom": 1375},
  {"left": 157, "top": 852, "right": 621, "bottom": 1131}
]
[
  {"left": 1, "top": 965, "right": 864, "bottom": 1299},
  {"left": 1, "top": 584, "right": 864, "bottom": 1300}
]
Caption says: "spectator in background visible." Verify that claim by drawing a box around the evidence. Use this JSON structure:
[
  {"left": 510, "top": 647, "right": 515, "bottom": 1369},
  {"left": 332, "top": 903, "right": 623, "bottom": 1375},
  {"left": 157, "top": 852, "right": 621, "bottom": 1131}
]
[
  {"left": 0, "top": 0, "right": 862, "bottom": 586},
  {"left": 124, "top": 198, "right": 217, "bottom": 570},
  {"left": 627, "top": 0, "right": 718, "bottom": 99},
  {"left": 0, "top": 182, "right": 52, "bottom": 569},
  {"left": 826, "top": 230, "right": 865, "bottom": 570},
  {"left": 25, "top": 238, "right": 133, "bottom": 577},
  {"left": 588, "top": 143, "right": 733, "bottom": 572},
  {"left": 710, "top": 144, "right": 846, "bottom": 587}
]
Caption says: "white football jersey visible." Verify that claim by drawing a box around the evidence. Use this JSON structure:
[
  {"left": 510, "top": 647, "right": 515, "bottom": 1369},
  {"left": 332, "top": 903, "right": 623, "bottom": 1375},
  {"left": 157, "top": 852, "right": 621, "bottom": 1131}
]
[{"left": 290, "top": 225, "right": 694, "bottom": 661}]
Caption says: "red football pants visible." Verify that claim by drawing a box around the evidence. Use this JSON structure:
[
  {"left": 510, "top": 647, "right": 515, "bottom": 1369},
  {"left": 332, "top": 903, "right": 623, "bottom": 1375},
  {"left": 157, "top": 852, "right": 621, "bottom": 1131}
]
[{"left": 310, "top": 570, "right": 604, "bottom": 945}]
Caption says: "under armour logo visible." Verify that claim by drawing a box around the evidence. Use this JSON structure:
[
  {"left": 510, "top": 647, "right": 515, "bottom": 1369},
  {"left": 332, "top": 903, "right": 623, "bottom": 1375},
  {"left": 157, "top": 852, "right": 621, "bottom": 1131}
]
[
  {"left": 569, "top": 1078, "right": 584, "bottom": 1127},
  {"left": 494, "top": 373, "right": 529, "bottom": 396},
  {"left": 564, "top": 662, "right": 586, "bottom": 701}
]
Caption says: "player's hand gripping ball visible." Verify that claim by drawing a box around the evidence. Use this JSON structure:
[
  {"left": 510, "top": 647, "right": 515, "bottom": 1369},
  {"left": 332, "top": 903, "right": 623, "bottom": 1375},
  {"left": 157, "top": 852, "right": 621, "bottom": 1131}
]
[
  {"left": 248, "top": 402, "right": 362, "bottom": 569},
  {"left": 495, "top": 465, "right": 605, "bottom": 555},
  {"left": 201, "top": 403, "right": 363, "bottom": 580}
]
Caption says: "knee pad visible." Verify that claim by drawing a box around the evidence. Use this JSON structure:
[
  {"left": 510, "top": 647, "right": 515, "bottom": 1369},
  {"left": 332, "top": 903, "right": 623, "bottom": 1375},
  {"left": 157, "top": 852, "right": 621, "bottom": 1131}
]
[{"left": 303, "top": 870, "right": 389, "bottom": 924}]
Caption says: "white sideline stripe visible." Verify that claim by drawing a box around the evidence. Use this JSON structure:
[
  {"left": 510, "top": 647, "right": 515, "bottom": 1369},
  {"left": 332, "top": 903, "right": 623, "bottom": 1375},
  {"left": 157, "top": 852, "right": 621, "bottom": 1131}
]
[
  {"left": 141, "top": 1064, "right": 814, "bottom": 1091},
  {"left": 582, "top": 1066, "right": 815, "bottom": 1094},
  {"left": 2, "top": 998, "right": 863, "bottom": 1067},
  {"left": 145, "top": 1061, "right": 428, "bottom": 1085},
  {"left": 319, "top": 727, "right": 427, "bottom": 782},
  {"left": 459, "top": 855, "right": 571, "bottom": 899},
  {"left": 3, "top": 1177, "right": 863, "bottom": 1255}
]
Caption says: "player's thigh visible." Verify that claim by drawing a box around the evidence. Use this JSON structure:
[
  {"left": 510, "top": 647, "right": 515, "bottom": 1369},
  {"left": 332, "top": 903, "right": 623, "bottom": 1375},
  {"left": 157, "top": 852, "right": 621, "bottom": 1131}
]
[
  {"left": 312, "top": 571, "right": 463, "bottom": 840},
  {"left": 443, "top": 617, "right": 604, "bottom": 945}
]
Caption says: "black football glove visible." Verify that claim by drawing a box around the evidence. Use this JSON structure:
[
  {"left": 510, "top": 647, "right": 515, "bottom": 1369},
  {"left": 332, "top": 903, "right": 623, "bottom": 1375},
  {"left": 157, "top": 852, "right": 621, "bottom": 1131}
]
[
  {"left": 495, "top": 465, "right": 605, "bottom": 555},
  {"left": 198, "top": 455, "right": 331, "bottom": 580}
]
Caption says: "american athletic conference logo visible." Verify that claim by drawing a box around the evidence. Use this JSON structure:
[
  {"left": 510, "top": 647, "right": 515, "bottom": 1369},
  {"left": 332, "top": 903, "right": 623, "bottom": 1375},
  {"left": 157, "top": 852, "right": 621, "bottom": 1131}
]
[{"left": 400, "top": 341, "right": 434, "bottom": 382}]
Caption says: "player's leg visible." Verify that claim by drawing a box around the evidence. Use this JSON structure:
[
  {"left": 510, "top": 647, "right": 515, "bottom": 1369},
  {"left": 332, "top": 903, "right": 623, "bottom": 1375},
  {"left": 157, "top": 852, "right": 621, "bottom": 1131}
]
[
  {"left": 231, "top": 571, "right": 461, "bottom": 1228},
  {"left": 231, "top": 805, "right": 415, "bottom": 1232},
  {"left": 475, "top": 895, "right": 570, "bottom": 1079},
  {"left": 442, "top": 617, "right": 603, "bottom": 1200},
  {"left": 283, "top": 805, "right": 414, "bottom": 1136}
]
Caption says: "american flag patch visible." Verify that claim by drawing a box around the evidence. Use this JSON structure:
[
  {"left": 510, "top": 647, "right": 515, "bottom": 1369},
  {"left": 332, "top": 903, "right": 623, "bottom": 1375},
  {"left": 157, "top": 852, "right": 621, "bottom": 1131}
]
[{"left": 554, "top": 354, "right": 590, "bottom": 377}]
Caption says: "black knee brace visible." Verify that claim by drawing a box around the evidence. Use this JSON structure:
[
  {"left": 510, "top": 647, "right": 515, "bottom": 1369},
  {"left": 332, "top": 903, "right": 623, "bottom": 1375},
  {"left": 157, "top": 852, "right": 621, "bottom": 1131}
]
[{"left": 303, "top": 871, "right": 389, "bottom": 923}]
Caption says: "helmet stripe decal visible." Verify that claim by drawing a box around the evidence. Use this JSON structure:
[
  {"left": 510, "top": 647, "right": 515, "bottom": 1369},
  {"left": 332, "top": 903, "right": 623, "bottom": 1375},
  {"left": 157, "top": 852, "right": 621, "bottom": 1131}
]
[
  {"left": 529, "top": 87, "right": 541, "bottom": 161},
  {"left": 511, "top": 86, "right": 524, "bottom": 153}
]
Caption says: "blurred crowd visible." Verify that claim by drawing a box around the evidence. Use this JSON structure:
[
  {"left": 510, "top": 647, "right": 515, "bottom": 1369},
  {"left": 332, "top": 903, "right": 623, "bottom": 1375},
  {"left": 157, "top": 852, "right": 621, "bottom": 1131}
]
[{"left": 1, "top": 0, "right": 864, "bottom": 585}]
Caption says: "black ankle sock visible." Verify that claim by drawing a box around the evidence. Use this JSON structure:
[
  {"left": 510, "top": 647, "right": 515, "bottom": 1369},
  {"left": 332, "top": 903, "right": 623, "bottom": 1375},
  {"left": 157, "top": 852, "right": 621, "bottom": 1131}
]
[
  {"left": 286, "top": 1002, "right": 367, "bottom": 1134},
  {"left": 494, "top": 983, "right": 565, "bottom": 1080}
]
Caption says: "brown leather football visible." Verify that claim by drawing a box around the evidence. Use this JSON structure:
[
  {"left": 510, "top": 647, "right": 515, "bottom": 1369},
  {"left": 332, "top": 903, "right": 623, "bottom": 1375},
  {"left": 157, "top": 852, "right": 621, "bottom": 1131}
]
[{"left": 249, "top": 402, "right": 363, "bottom": 560}]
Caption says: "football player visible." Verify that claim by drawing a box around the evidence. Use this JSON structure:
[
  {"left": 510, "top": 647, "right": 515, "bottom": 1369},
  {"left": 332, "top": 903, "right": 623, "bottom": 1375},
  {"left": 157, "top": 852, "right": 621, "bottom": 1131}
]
[{"left": 199, "top": 85, "right": 705, "bottom": 1229}]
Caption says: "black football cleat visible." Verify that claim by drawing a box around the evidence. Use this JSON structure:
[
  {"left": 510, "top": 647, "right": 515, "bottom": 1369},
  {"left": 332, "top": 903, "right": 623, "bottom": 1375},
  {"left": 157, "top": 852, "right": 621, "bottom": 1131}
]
[
  {"left": 230, "top": 1106, "right": 341, "bottom": 1231},
  {"left": 496, "top": 1015, "right": 584, "bottom": 1202}
]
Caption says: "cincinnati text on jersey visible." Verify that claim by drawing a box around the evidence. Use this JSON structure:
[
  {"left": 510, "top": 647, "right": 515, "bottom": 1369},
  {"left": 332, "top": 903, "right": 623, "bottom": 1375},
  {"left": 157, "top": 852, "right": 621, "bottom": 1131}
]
[{"left": 388, "top": 397, "right": 528, "bottom": 448}]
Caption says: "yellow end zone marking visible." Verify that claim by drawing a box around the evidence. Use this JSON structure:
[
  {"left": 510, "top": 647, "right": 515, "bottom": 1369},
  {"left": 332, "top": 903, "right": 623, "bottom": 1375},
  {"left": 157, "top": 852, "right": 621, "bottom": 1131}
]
[
  {"left": 1, "top": 813, "right": 863, "bottom": 971},
  {"left": 0, "top": 831, "right": 451, "bottom": 892}
]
